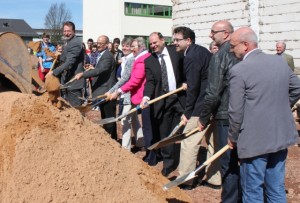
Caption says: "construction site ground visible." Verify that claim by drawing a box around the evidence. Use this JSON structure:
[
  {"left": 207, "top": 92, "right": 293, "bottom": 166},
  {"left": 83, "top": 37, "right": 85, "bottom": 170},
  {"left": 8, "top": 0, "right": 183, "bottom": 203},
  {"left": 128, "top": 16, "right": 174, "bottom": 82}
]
[{"left": 0, "top": 91, "right": 299, "bottom": 203}]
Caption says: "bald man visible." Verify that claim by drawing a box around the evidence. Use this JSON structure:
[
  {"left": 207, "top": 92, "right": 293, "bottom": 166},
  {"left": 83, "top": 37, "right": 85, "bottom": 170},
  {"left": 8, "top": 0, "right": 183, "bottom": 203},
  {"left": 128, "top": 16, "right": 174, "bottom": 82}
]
[
  {"left": 197, "top": 20, "right": 240, "bottom": 202},
  {"left": 228, "top": 27, "right": 300, "bottom": 203},
  {"left": 276, "top": 41, "right": 295, "bottom": 71}
]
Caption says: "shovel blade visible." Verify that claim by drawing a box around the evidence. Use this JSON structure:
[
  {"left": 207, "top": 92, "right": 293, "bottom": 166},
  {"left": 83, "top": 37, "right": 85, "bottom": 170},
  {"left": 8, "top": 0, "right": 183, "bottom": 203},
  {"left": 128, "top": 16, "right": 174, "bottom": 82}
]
[
  {"left": 96, "top": 117, "right": 118, "bottom": 125},
  {"left": 148, "top": 133, "right": 187, "bottom": 150},
  {"left": 163, "top": 171, "right": 198, "bottom": 191}
]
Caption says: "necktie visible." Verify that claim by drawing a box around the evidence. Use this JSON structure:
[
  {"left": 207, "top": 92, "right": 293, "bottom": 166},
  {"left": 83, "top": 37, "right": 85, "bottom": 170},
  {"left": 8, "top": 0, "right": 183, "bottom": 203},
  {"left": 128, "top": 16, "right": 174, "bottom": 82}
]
[{"left": 160, "top": 54, "right": 169, "bottom": 92}]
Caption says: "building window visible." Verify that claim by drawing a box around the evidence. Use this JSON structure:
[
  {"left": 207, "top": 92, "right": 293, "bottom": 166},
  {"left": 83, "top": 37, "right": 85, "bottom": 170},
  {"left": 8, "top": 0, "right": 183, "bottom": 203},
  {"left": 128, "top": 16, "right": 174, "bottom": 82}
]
[{"left": 125, "top": 2, "right": 172, "bottom": 18}]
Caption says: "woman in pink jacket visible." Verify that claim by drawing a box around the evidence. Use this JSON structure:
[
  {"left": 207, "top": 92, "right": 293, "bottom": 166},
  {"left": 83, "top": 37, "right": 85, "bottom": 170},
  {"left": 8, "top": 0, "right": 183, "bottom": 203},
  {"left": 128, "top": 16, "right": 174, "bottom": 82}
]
[{"left": 109, "top": 37, "right": 157, "bottom": 166}]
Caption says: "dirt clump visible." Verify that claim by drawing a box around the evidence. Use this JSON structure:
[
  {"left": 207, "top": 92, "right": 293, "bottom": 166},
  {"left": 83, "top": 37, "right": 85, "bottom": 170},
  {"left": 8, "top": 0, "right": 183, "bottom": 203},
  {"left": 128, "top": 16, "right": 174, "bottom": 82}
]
[{"left": 0, "top": 92, "right": 191, "bottom": 203}]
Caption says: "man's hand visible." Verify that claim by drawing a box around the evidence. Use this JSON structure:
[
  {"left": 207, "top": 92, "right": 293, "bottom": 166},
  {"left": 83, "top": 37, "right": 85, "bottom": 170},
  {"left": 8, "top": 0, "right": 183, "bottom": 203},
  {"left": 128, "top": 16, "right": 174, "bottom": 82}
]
[
  {"left": 45, "top": 70, "right": 53, "bottom": 78},
  {"left": 140, "top": 98, "right": 149, "bottom": 109},
  {"left": 75, "top": 72, "right": 83, "bottom": 80},
  {"left": 104, "top": 92, "right": 113, "bottom": 100},
  {"left": 197, "top": 120, "right": 205, "bottom": 131},
  {"left": 182, "top": 83, "right": 187, "bottom": 90},
  {"left": 181, "top": 114, "right": 188, "bottom": 125},
  {"left": 227, "top": 137, "right": 236, "bottom": 149},
  {"left": 109, "top": 91, "right": 119, "bottom": 100}
]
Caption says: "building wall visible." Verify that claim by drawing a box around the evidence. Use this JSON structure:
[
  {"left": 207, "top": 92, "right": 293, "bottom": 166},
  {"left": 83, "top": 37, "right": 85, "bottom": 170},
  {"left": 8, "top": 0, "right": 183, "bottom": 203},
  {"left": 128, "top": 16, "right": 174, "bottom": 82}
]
[
  {"left": 83, "top": 0, "right": 172, "bottom": 43},
  {"left": 172, "top": 0, "right": 300, "bottom": 70}
]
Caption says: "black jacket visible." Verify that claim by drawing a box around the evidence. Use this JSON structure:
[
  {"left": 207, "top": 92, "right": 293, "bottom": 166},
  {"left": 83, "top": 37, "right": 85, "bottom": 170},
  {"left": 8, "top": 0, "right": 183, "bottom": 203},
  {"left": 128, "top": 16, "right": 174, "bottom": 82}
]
[
  {"left": 183, "top": 44, "right": 212, "bottom": 119},
  {"left": 144, "top": 45, "right": 185, "bottom": 119},
  {"left": 199, "top": 41, "right": 239, "bottom": 126}
]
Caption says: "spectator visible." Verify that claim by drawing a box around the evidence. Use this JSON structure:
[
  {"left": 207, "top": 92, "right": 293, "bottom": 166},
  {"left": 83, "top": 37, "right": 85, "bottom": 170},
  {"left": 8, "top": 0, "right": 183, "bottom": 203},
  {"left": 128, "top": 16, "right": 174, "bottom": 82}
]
[
  {"left": 113, "top": 38, "right": 123, "bottom": 67},
  {"left": 86, "top": 38, "right": 93, "bottom": 55},
  {"left": 276, "top": 41, "right": 295, "bottom": 71},
  {"left": 36, "top": 33, "right": 56, "bottom": 81},
  {"left": 209, "top": 41, "right": 219, "bottom": 54}
]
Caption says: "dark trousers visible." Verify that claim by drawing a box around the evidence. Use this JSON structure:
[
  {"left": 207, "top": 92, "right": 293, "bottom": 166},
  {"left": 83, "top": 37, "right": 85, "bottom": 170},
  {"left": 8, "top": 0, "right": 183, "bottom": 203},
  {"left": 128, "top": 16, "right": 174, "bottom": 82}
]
[
  {"left": 155, "top": 95, "right": 183, "bottom": 169},
  {"left": 100, "top": 100, "right": 117, "bottom": 140},
  {"left": 62, "top": 89, "right": 83, "bottom": 107},
  {"left": 216, "top": 120, "right": 242, "bottom": 203},
  {"left": 142, "top": 107, "right": 157, "bottom": 165}
]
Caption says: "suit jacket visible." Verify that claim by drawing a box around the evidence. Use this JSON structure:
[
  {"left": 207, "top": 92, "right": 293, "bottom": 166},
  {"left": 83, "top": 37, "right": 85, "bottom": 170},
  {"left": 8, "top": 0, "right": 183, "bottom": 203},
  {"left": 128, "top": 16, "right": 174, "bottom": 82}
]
[
  {"left": 83, "top": 49, "right": 116, "bottom": 97},
  {"left": 53, "top": 35, "right": 85, "bottom": 90},
  {"left": 283, "top": 53, "right": 295, "bottom": 71},
  {"left": 228, "top": 49, "right": 300, "bottom": 159},
  {"left": 121, "top": 51, "right": 151, "bottom": 105},
  {"left": 183, "top": 44, "right": 212, "bottom": 119},
  {"left": 144, "top": 45, "right": 186, "bottom": 119}
]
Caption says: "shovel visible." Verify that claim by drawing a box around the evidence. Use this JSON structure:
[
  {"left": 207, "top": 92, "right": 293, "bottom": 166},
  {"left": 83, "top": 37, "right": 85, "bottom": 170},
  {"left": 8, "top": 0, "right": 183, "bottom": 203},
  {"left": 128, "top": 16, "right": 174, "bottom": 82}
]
[
  {"left": 75, "top": 97, "right": 108, "bottom": 113},
  {"left": 97, "top": 86, "right": 185, "bottom": 125},
  {"left": 162, "top": 144, "right": 230, "bottom": 191},
  {"left": 78, "top": 94, "right": 107, "bottom": 102},
  {"left": 148, "top": 127, "right": 198, "bottom": 150},
  {"left": 60, "top": 77, "right": 77, "bottom": 89}
]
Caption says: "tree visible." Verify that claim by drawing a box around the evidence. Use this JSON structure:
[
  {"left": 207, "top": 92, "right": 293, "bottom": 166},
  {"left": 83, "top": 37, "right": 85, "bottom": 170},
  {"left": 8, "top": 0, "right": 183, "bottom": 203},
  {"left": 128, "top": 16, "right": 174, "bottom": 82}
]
[{"left": 44, "top": 3, "right": 72, "bottom": 44}]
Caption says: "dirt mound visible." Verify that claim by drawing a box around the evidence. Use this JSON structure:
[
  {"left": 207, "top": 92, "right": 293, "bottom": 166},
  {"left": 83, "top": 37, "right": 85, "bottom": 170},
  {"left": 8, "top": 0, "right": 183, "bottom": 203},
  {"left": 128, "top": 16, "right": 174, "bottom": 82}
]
[{"left": 0, "top": 92, "right": 192, "bottom": 203}]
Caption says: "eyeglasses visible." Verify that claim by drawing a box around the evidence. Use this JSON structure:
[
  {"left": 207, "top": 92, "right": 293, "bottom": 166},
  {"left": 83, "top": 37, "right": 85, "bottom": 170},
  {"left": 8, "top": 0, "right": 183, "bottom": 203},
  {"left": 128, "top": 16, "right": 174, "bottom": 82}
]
[
  {"left": 210, "top": 30, "right": 226, "bottom": 35},
  {"left": 230, "top": 41, "right": 245, "bottom": 49},
  {"left": 173, "top": 38, "right": 186, "bottom": 43}
]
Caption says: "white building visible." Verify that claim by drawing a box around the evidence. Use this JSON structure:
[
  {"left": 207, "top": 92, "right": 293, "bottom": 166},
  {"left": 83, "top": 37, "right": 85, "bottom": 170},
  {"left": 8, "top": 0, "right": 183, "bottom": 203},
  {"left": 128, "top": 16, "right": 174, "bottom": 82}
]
[
  {"left": 172, "top": 0, "right": 300, "bottom": 70},
  {"left": 83, "top": 0, "right": 173, "bottom": 44}
]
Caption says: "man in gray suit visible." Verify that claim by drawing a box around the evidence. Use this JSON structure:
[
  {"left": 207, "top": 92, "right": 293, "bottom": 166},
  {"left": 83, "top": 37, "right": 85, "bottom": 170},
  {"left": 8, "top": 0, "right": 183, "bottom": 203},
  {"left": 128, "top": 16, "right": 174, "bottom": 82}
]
[
  {"left": 276, "top": 41, "right": 295, "bottom": 71},
  {"left": 228, "top": 27, "right": 300, "bottom": 203},
  {"left": 47, "top": 21, "right": 85, "bottom": 107},
  {"left": 75, "top": 35, "right": 117, "bottom": 140}
]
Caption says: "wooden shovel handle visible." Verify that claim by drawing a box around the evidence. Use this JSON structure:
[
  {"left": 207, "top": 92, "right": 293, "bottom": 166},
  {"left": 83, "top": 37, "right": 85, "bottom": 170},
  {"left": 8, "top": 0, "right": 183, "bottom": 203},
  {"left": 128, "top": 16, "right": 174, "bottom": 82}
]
[
  {"left": 147, "top": 86, "right": 184, "bottom": 105},
  {"left": 202, "top": 144, "right": 230, "bottom": 167},
  {"left": 185, "top": 127, "right": 199, "bottom": 137}
]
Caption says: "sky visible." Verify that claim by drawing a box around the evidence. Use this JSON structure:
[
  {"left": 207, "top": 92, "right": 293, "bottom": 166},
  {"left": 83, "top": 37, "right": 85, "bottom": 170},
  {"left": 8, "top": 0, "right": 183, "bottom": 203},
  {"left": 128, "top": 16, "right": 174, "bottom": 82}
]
[{"left": 0, "top": 0, "right": 83, "bottom": 29}]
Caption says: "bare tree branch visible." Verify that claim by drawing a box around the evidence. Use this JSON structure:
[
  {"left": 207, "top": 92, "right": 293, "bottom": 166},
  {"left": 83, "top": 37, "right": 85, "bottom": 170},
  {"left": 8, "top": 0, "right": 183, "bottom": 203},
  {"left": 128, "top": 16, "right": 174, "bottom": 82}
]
[{"left": 44, "top": 3, "right": 72, "bottom": 44}]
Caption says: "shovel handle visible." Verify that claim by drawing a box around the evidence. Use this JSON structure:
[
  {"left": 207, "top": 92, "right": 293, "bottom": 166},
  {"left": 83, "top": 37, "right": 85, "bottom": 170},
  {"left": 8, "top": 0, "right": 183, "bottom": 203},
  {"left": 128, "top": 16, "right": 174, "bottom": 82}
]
[
  {"left": 197, "top": 144, "right": 230, "bottom": 172},
  {"left": 185, "top": 127, "right": 199, "bottom": 137},
  {"left": 147, "top": 86, "right": 184, "bottom": 106},
  {"left": 50, "top": 59, "right": 57, "bottom": 71},
  {"left": 64, "top": 77, "right": 77, "bottom": 86}
]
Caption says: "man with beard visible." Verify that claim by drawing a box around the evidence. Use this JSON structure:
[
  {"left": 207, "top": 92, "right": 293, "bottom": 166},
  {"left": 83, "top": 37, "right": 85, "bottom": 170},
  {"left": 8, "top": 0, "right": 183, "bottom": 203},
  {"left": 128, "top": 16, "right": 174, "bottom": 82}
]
[{"left": 47, "top": 21, "right": 85, "bottom": 107}]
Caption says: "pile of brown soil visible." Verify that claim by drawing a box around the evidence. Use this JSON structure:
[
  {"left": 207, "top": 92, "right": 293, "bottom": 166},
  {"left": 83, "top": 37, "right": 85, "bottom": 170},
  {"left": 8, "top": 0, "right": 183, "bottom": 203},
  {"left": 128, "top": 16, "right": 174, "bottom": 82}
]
[{"left": 0, "top": 92, "right": 191, "bottom": 203}]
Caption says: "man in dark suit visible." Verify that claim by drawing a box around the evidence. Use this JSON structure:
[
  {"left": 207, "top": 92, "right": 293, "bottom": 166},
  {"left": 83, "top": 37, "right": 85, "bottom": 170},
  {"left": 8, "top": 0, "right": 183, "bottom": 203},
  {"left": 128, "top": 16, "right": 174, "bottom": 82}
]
[
  {"left": 228, "top": 27, "right": 300, "bottom": 203},
  {"left": 140, "top": 32, "right": 185, "bottom": 175},
  {"left": 172, "top": 26, "right": 212, "bottom": 189},
  {"left": 75, "top": 35, "right": 117, "bottom": 140},
  {"left": 47, "top": 21, "right": 85, "bottom": 107}
]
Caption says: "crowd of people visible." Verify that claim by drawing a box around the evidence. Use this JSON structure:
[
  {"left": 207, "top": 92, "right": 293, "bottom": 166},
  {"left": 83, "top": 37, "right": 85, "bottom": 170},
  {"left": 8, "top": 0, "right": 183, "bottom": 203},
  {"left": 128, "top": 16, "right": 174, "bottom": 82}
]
[{"left": 36, "top": 20, "right": 299, "bottom": 203}]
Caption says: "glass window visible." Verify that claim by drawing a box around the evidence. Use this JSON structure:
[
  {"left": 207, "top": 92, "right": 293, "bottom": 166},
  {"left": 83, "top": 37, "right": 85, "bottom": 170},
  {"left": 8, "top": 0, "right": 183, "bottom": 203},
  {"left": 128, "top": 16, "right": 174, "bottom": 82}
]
[{"left": 125, "top": 2, "right": 172, "bottom": 18}]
